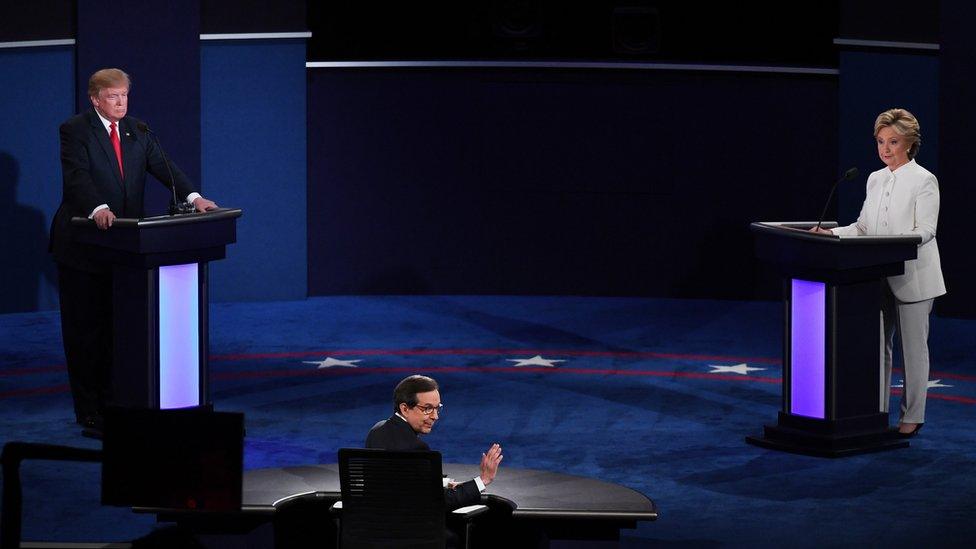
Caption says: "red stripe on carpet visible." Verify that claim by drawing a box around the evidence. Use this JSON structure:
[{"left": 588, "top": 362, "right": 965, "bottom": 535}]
[
  {"left": 0, "top": 384, "right": 71, "bottom": 399},
  {"left": 0, "top": 365, "right": 67, "bottom": 377},
  {"left": 891, "top": 388, "right": 976, "bottom": 405}
]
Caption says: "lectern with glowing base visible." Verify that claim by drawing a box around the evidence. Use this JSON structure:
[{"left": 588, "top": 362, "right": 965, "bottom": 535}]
[
  {"left": 747, "top": 221, "right": 921, "bottom": 457},
  {"left": 71, "top": 208, "right": 242, "bottom": 410}
]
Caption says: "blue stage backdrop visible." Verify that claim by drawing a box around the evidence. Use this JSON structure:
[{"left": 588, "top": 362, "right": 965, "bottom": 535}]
[
  {"left": 76, "top": 0, "right": 201, "bottom": 217},
  {"left": 0, "top": 46, "right": 74, "bottom": 313},
  {"left": 836, "top": 51, "right": 939, "bottom": 241},
  {"left": 306, "top": 67, "right": 838, "bottom": 300},
  {"left": 5, "top": 3, "right": 968, "bottom": 315},
  {"left": 201, "top": 39, "right": 308, "bottom": 302}
]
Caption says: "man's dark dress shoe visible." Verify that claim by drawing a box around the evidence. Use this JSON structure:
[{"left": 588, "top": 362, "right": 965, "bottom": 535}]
[{"left": 81, "top": 414, "right": 104, "bottom": 440}]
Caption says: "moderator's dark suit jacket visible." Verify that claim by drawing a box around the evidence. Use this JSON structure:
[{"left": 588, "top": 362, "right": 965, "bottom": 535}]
[
  {"left": 50, "top": 109, "right": 196, "bottom": 272},
  {"left": 366, "top": 415, "right": 481, "bottom": 510}
]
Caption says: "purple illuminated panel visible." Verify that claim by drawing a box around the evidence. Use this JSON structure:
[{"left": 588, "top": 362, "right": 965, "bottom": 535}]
[
  {"left": 158, "top": 263, "right": 199, "bottom": 409},
  {"left": 790, "top": 279, "right": 825, "bottom": 419}
]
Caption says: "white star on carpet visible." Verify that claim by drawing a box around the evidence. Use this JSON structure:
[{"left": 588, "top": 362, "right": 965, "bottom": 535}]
[
  {"left": 507, "top": 355, "right": 565, "bottom": 367},
  {"left": 303, "top": 357, "right": 362, "bottom": 368},
  {"left": 892, "top": 379, "right": 953, "bottom": 389},
  {"left": 708, "top": 363, "right": 766, "bottom": 375}
]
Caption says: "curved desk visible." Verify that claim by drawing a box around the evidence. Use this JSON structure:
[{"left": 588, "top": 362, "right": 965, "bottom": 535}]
[
  {"left": 154, "top": 464, "right": 657, "bottom": 547},
  {"left": 248, "top": 463, "right": 656, "bottom": 519}
]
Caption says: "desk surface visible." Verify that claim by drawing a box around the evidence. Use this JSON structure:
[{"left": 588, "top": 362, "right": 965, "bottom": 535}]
[{"left": 243, "top": 463, "right": 658, "bottom": 522}]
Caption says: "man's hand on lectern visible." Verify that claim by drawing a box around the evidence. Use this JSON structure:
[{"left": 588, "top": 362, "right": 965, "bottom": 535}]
[
  {"left": 93, "top": 208, "right": 116, "bottom": 230},
  {"left": 479, "top": 443, "right": 503, "bottom": 486},
  {"left": 193, "top": 197, "right": 218, "bottom": 212}
]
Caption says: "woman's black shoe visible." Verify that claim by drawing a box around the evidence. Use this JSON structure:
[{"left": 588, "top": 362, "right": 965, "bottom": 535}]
[{"left": 898, "top": 423, "right": 923, "bottom": 438}]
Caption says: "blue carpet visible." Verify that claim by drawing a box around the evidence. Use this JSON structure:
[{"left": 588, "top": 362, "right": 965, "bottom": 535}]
[{"left": 2, "top": 296, "right": 975, "bottom": 547}]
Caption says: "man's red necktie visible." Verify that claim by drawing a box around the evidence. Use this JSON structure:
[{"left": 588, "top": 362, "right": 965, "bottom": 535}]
[{"left": 109, "top": 122, "right": 124, "bottom": 179}]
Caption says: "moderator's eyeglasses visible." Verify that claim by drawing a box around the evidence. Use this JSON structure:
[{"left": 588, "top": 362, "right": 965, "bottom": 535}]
[{"left": 414, "top": 404, "right": 444, "bottom": 416}]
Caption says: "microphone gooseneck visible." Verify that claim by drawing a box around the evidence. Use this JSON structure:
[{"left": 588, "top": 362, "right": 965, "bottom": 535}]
[
  {"left": 815, "top": 167, "right": 859, "bottom": 232},
  {"left": 137, "top": 122, "right": 191, "bottom": 215}
]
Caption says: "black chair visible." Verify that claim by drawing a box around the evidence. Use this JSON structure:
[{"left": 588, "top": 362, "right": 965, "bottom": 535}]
[
  {"left": 2, "top": 408, "right": 244, "bottom": 549},
  {"left": 1, "top": 442, "right": 102, "bottom": 549},
  {"left": 337, "top": 448, "right": 448, "bottom": 549},
  {"left": 273, "top": 491, "right": 341, "bottom": 549}
]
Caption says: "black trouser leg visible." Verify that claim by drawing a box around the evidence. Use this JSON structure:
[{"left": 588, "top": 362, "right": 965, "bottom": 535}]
[{"left": 57, "top": 264, "right": 113, "bottom": 423}]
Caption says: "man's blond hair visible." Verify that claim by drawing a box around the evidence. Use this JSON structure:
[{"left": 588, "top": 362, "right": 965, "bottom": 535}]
[{"left": 88, "top": 68, "right": 130, "bottom": 97}]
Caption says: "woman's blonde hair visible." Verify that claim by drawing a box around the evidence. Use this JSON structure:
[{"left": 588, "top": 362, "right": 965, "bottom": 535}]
[{"left": 874, "top": 108, "right": 921, "bottom": 159}]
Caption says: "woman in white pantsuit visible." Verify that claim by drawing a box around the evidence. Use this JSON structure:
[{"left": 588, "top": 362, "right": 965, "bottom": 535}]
[{"left": 814, "top": 108, "right": 946, "bottom": 437}]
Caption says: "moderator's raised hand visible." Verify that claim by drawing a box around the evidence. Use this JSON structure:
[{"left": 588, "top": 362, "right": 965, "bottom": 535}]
[{"left": 479, "top": 443, "right": 503, "bottom": 486}]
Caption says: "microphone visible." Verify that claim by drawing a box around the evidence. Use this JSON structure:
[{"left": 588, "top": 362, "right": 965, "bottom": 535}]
[
  {"left": 815, "top": 167, "right": 859, "bottom": 232},
  {"left": 136, "top": 122, "right": 194, "bottom": 215}
]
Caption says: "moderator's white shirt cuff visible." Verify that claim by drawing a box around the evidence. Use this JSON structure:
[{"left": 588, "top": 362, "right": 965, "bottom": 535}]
[
  {"left": 186, "top": 192, "right": 202, "bottom": 204},
  {"left": 89, "top": 204, "right": 109, "bottom": 218},
  {"left": 473, "top": 476, "right": 486, "bottom": 492}
]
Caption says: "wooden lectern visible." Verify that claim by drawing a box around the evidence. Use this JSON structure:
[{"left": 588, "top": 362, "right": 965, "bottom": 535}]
[
  {"left": 747, "top": 221, "right": 921, "bottom": 457},
  {"left": 70, "top": 208, "right": 242, "bottom": 410}
]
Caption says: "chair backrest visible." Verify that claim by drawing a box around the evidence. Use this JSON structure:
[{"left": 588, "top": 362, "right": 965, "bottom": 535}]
[
  {"left": 338, "top": 448, "right": 445, "bottom": 549},
  {"left": 1, "top": 442, "right": 102, "bottom": 549}
]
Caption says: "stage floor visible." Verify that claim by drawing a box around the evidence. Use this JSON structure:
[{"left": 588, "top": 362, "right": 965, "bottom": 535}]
[{"left": 2, "top": 295, "right": 975, "bottom": 546}]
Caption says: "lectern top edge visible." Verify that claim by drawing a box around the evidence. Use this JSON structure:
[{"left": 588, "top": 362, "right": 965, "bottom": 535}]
[
  {"left": 70, "top": 207, "right": 242, "bottom": 229},
  {"left": 751, "top": 221, "right": 922, "bottom": 246}
]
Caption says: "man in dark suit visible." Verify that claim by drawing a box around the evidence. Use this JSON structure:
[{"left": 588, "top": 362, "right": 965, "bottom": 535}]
[
  {"left": 50, "top": 68, "right": 217, "bottom": 436},
  {"left": 366, "top": 375, "right": 503, "bottom": 510}
]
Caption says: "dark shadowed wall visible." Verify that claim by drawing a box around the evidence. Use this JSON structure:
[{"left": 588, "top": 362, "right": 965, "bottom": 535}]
[
  {"left": 306, "top": 68, "right": 837, "bottom": 299},
  {"left": 938, "top": 0, "right": 976, "bottom": 318}
]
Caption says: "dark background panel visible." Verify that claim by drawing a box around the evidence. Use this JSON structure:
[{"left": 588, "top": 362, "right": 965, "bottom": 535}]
[
  {"left": 937, "top": 0, "right": 975, "bottom": 317},
  {"left": 0, "top": 1, "right": 74, "bottom": 42},
  {"left": 201, "top": 0, "right": 306, "bottom": 33},
  {"left": 307, "top": 1, "right": 839, "bottom": 66},
  {"left": 306, "top": 68, "right": 837, "bottom": 299},
  {"left": 839, "top": 1, "right": 939, "bottom": 43},
  {"left": 76, "top": 0, "right": 201, "bottom": 216},
  {"left": 0, "top": 0, "right": 307, "bottom": 42}
]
